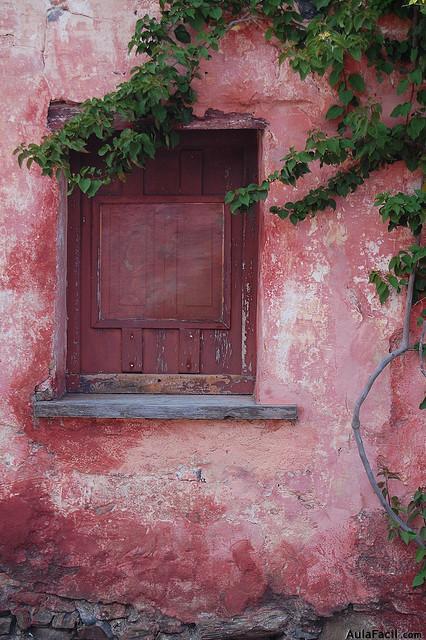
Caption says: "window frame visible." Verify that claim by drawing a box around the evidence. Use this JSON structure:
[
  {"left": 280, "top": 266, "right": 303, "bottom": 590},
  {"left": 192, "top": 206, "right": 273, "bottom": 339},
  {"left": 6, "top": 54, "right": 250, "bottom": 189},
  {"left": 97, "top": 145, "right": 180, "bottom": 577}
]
[
  {"left": 66, "top": 128, "right": 260, "bottom": 396},
  {"left": 34, "top": 110, "right": 298, "bottom": 420}
]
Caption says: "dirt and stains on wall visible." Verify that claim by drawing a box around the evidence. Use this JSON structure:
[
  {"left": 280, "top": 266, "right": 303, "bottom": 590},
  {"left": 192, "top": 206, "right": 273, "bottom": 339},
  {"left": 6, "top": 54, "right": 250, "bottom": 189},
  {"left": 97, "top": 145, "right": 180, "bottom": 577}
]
[{"left": 0, "top": 1, "right": 424, "bottom": 638}]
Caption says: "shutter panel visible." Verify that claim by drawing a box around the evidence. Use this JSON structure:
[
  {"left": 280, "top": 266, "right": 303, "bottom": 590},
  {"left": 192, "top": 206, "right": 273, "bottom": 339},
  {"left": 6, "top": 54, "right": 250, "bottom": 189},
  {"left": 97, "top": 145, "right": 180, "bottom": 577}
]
[{"left": 67, "top": 130, "right": 258, "bottom": 394}]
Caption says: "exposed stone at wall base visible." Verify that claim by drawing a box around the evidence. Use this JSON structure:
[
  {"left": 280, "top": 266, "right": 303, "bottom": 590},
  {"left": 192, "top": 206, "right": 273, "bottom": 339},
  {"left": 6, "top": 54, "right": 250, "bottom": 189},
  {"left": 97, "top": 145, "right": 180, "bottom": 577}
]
[
  {"left": 0, "top": 597, "right": 320, "bottom": 640},
  {"left": 0, "top": 596, "right": 424, "bottom": 640}
]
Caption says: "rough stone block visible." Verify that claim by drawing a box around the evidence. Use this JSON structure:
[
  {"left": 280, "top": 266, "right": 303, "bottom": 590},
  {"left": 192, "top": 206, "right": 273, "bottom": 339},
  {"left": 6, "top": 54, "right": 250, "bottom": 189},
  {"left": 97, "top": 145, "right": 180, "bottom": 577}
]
[
  {"left": 120, "top": 618, "right": 159, "bottom": 639},
  {"left": 121, "top": 628, "right": 157, "bottom": 640},
  {"left": 76, "top": 603, "right": 97, "bottom": 626},
  {"left": 32, "top": 628, "right": 73, "bottom": 640},
  {"left": 15, "top": 608, "right": 31, "bottom": 630},
  {"left": 52, "top": 611, "right": 80, "bottom": 629},
  {"left": 76, "top": 625, "right": 110, "bottom": 639},
  {"left": 31, "top": 610, "right": 53, "bottom": 626},
  {"left": 320, "top": 613, "right": 386, "bottom": 640},
  {"left": 0, "top": 617, "right": 12, "bottom": 635},
  {"left": 98, "top": 603, "right": 126, "bottom": 620},
  {"left": 157, "top": 633, "right": 192, "bottom": 640},
  {"left": 159, "top": 619, "right": 186, "bottom": 634}
]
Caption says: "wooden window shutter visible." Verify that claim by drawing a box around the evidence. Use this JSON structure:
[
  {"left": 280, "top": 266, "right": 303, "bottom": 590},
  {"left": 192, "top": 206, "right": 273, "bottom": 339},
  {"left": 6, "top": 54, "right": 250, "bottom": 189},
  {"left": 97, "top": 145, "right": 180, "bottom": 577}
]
[{"left": 67, "top": 130, "right": 259, "bottom": 394}]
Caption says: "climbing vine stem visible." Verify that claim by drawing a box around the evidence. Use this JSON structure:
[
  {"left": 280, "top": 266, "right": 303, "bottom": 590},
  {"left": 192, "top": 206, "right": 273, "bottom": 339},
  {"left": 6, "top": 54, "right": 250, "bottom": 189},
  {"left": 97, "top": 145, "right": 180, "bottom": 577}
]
[
  {"left": 16, "top": 0, "right": 426, "bottom": 585},
  {"left": 351, "top": 267, "right": 425, "bottom": 549}
]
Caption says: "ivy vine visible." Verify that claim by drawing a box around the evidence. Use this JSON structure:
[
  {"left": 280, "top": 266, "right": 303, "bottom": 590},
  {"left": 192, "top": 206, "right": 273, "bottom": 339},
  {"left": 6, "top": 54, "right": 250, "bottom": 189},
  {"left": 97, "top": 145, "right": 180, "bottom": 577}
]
[{"left": 16, "top": 0, "right": 426, "bottom": 586}]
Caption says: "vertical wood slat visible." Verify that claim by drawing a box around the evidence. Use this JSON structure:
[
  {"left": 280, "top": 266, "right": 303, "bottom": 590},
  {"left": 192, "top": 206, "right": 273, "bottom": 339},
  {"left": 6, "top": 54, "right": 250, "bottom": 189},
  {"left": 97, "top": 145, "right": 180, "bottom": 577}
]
[
  {"left": 179, "top": 329, "right": 200, "bottom": 373},
  {"left": 121, "top": 328, "right": 143, "bottom": 372},
  {"left": 157, "top": 330, "right": 179, "bottom": 373},
  {"left": 200, "top": 212, "right": 243, "bottom": 375},
  {"left": 241, "top": 141, "right": 259, "bottom": 376},
  {"left": 80, "top": 199, "right": 122, "bottom": 374},
  {"left": 143, "top": 329, "right": 179, "bottom": 373},
  {"left": 66, "top": 176, "right": 82, "bottom": 391},
  {"left": 144, "top": 149, "right": 179, "bottom": 194},
  {"left": 179, "top": 149, "right": 203, "bottom": 194}
]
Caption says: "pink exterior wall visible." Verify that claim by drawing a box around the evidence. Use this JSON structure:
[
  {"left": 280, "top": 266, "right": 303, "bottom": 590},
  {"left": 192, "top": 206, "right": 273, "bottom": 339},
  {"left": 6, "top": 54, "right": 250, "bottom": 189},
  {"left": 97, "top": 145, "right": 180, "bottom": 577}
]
[{"left": 0, "top": 1, "right": 424, "bottom": 637}]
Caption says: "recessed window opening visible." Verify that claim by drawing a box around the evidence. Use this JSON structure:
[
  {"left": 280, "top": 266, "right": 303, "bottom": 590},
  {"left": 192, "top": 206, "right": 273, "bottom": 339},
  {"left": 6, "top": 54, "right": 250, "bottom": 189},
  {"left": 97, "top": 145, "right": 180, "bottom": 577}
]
[{"left": 66, "top": 129, "right": 259, "bottom": 395}]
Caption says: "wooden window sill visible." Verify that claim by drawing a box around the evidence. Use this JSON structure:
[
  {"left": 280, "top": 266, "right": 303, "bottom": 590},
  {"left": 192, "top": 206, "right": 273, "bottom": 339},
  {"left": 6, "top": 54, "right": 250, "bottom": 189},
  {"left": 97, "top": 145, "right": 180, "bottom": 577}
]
[{"left": 34, "top": 394, "right": 298, "bottom": 420}]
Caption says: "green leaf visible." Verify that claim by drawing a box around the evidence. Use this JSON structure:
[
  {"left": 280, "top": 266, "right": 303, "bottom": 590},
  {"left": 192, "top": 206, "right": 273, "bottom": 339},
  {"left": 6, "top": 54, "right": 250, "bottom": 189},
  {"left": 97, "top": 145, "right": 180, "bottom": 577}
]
[
  {"left": 209, "top": 6, "right": 222, "bottom": 20},
  {"left": 409, "top": 68, "right": 422, "bottom": 85},
  {"left": 86, "top": 180, "right": 103, "bottom": 197},
  {"left": 406, "top": 156, "right": 419, "bottom": 171},
  {"left": 174, "top": 25, "right": 191, "bottom": 43},
  {"left": 350, "top": 47, "right": 362, "bottom": 62},
  {"left": 230, "top": 200, "right": 242, "bottom": 214},
  {"left": 400, "top": 530, "right": 415, "bottom": 545},
  {"left": 353, "top": 14, "right": 364, "bottom": 31},
  {"left": 348, "top": 73, "right": 365, "bottom": 92},
  {"left": 407, "top": 117, "right": 425, "bottom": 140},
  {"left": 397, "top": 78, "right": 409, "bottom": 95},
  {"left": 339, "top": 88, "right": 354, "bottom": 105},
  {"left": 390, "top": 102, "right": 412, "bottom": 118},
  {"left": 224, "top": 190, "right": 235, "bottom": 205},
  {"left": 387, "top": 275, "right": 400, "bottom": 291},
  {"left": 379, "top": 285, "right": 390, "bottom": 304},
  {"left": 420, "top": 396, "right": 426, "bottom": 410},
  {"left": 329, "top": 65, "right": 342, "bottom": 87},
  {"left": 412, "top": 571, "right": 425, "bottom": 587},
  {"left": 381, "top": 61, "right": 394, "bottom": 74},
  {"left": 326, "top": 105, "right": 344, "bottom": 120},
  {"left": 313, "top": 0, "right": 331, "bottom": 8},
  {"left": 79, "top": 177, "right": 91, "bottom": 194},
  {"left": 415, "top": 548, "right": 426, "bottom": 563}
]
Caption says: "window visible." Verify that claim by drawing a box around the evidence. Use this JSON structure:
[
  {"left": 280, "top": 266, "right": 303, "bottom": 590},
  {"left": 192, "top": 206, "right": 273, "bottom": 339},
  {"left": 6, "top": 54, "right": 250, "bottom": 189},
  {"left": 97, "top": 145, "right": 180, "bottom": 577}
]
[{"left": 66, "top": 130, "right": 259, "bottom": 395}]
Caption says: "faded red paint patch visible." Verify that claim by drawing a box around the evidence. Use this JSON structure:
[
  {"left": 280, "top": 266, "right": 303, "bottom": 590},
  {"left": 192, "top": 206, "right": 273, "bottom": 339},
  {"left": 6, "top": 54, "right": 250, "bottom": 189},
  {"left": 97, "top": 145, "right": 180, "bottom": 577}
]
[
  {"left": 0, "top": 483, "right": 265, "bottom": 619},
  {"left": 30, "top": 419, "right": 143, "bottom": 474}
]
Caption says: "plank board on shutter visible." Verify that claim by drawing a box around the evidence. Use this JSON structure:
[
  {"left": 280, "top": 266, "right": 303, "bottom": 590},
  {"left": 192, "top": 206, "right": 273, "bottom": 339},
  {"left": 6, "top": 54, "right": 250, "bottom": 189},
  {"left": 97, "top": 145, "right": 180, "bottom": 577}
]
[
  {"left": 179, "top": 329, "right": 200, "bottom": 373},
  {"left": 144, "top": 149, "right": 179, "bottom": 194},
  {"left": 143, "top": 329, "right": 180, "bottom": 373},
  {"left": 121, "top": 328, "right": 143, "bottom": 373},
  {"left": 67, "top": 184, "right": 81, "bottom": 381},
  {"left": 179, "top": 149, "right": 203, "bottom": 194}
]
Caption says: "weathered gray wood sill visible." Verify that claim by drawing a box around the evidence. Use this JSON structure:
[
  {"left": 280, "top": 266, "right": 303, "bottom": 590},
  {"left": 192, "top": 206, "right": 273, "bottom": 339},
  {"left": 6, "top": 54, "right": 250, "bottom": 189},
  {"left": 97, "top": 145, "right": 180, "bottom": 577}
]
[{"left": 34, "top": 394, "right": 298, "bottom": 420}]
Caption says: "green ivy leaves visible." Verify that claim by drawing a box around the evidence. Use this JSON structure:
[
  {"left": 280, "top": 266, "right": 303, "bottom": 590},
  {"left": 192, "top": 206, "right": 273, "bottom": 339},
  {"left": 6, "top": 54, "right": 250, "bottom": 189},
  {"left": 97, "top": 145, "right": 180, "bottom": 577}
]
[
  {"left": 326, "top": 104, "right": 345, "bottom": 120},
  {"left": 378, "top": 471, "right": 426, "bottom": 587},
  {"left": 16, "top": 0, "right": 426, "bottom": 214},
  {"left": 390, "top": 102, "right": 412, "bottom": 118},
  {"left": 15, "top": 1, "right": 233, "bottom": 195},
  {"left": 348, "top": 73, "right": 365, "bottom": 92},
  {"left": 375, "top": 190, "right": 426, "bottom": 236},
  {"left": 369, "top": 244, "right": 426, "bottom": 304},
  {"left": 225, "top": 181, "right": 269, "bottom": 213}
]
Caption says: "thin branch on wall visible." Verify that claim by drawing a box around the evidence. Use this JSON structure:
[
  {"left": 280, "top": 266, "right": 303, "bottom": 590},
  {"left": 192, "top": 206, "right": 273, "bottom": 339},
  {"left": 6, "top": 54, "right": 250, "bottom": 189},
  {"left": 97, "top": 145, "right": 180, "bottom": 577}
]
[
  {"left": 419, "top": 320, "right": 426, "bottom": 378},
  {"left": 351, "top": 269, "right": 425, "bottom": 549}
]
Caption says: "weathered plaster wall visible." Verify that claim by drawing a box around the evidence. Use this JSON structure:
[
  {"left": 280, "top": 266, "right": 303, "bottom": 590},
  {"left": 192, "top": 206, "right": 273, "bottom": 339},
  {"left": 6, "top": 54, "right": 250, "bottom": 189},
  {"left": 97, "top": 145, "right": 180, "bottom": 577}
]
[{"left": 0, "top": 1, "right": 424, "bottom": 638}]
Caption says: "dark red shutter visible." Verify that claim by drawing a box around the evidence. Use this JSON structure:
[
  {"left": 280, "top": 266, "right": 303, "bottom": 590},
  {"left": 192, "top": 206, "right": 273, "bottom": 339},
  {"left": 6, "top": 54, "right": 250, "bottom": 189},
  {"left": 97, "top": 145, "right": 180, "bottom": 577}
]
[{"left": 67, "top": 130, "right": 258, "bottom": 394}]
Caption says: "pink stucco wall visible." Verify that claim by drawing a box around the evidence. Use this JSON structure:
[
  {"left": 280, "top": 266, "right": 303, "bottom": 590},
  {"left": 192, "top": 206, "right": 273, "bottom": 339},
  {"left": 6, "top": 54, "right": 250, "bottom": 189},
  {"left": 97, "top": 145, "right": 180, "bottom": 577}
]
[{"left": 0, "top": 1, "right": 424, "bottom": 637}]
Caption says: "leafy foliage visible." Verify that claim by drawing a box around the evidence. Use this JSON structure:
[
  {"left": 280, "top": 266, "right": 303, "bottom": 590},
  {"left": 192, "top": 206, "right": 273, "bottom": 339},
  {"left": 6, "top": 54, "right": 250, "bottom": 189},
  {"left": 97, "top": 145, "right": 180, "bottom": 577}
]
[
  {"left": 378, "top": 467, "right": 426, "bottom": 587},
  {"left": 369, "top": 242, "right": 426, "bottom": 303}
]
